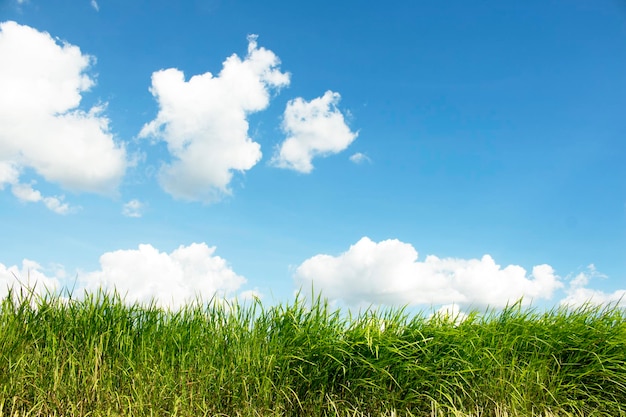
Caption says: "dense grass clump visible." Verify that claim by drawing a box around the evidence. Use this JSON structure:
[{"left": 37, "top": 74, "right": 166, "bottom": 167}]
[{"left": 0, "top": 289, "right": 625, "bottom": 416}]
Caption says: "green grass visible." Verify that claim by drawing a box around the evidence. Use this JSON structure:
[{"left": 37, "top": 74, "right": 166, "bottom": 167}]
[{"left": 0, "top": 288, "right": 624, "bottom": 416}]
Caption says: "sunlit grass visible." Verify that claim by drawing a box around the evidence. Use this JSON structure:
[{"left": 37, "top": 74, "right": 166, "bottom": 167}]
[{"left": 0, "top": 288, "right": 624, "bottom": 416}]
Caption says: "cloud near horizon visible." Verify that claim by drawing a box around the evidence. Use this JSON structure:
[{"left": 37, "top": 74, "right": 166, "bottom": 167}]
[
  {"left": 294, "top": 237, "right": 565, "bottom": 308},
  {"left": 139, "top": 35, "right": 290, "bottom": 202},
  {"left": 0, "top": 21, "right": 128, "bottom": 211},
  {"left": 560, "top": 265, "right": 626, "bottom": 307},
  {"left": 1, "top": 243, "right": 252, "bottom": 309},
  {"left": 0, "top": 259, "right": 62, "bottom": 299},
  {"left": 79, "top": 243, "right": 248, "bottom": 309},
  {"left": 1, "top": 240, "right": 623, "bottom": 311},
  {"left": 272, "top": 91, "right": 358, "bottom": 173}
]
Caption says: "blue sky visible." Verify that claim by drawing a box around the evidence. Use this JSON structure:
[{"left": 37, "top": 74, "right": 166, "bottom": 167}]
[{"left": 1, "top": 0, "right": 625, "bottom": 312}]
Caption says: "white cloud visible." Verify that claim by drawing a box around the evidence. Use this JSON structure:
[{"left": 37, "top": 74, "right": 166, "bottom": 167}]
[
  {"left": 11, "top": 181, "right": 75, "bottom": 214},
  {"left": 239, "top": 289, "right": 263, "bottom": 301},
  {"left": 122, "top": 199, "right": 144, "bottom": 218},
  {"left": 349, "top": 152, "right": 371, "bottom": 164},
  {"left": 90, "top": 0, "right": 99, "bottom": 11},
  {"left": 0, "top": 259, "right": 61, "bottom": 300},
  {"left": 139, "top": 35, "right": 290, "bottom": 202},
  {"left": 0, "top": 161, "right": 19, "bottom": 189},
  {"left": 560, "top": 265, "right": 625, "bottom": 307},
  {"left": 0, "top": 21, "right": 128, "bottom": 199},
  {"left": 561, "top": 288, "right": 626, "bottom": 307},
  {"left": 271, "top": 91, "right": 358, "bottom": 173},
  {"left": 430, "top": 303, "right": 468, "bottom": 325},
  {"left": 80, "top": 243, "right": 248, "bottom": 309},
  {"left": 294, "top": 237, "right": 563, "bottom": 308},
  {"left": 1, "top": 161, "right": 76, "bottom": 214}
]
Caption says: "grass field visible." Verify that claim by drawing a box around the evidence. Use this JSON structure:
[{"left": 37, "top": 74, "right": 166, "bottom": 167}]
[{"left": 0, "top": 288, "right": 624, "bottom": 417}]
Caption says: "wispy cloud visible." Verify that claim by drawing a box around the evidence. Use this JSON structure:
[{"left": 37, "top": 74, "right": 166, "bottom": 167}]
[
  {"left": 90, "top": 0, "right": 99, "bottom": 11},
  {"left": 1, "top": 161, "right": 77, "bottom": 214},
  {"left": 560, "top": 265, "right": 625, "bottom": 307},
  {"left": 272, "top": 91, "right": 358, "bottom": 173},
  {"left": 11, "top": 182, "right": 75, "bottom": 214},
  {"left": 349, "top": 152, "right": 371, "bottom": 164},
  {"left": 139, "top": 35, "right": 290, "bottom": 202},
  {"left": 122, "top": 199, "right": 144, "bottom": 218}
]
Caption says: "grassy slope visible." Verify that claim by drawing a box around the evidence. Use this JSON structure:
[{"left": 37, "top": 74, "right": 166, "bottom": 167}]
[{"left": 0, "top": 289, "right": 624, "bottom": 416}]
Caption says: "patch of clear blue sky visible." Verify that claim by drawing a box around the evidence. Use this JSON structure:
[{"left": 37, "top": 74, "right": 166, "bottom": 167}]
[{"left": 1, "top": 0, "right": 625, "bottom": 303}]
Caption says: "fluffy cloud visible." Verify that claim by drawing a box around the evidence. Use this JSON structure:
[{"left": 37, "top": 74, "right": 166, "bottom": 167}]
[
  {"left": 0, "top": 260, "right": 61, "bottom": 300},
  {"left": 0, "top": 161, "right": 19, "bottom": 189},
  {"left": 294, "top": 237, "right": 563, "bottom": 308},
  {"left": 1, "top": 161, "right": 77, "bottom": 214},
  {"left": 11, "top": 182, "right": 74, "bottom": 214},
  {"left": 271, "top": 91, "right": 358, "bottom": 173},
  {"left": 560, "top": 265, "right": 625, "bottom": 307},
  {"left": 0, "top": 21, "right": 128, "bottom": 199},
  {"left": 139, "top": 35, "right": 290, "bottom": 202},
  {"left": 80, "top": 243, "right": 248, "bottom": 309},
  {"left": 430, "top": 303, "right": 468, "bottom": 325}
]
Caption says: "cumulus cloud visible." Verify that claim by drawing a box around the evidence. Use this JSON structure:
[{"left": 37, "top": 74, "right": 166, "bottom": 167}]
[
  {"left": 349, "top": 152, "right": 371, "bottom": 164},
  {"left": 430, "top": 303, "right": 468, "bottom": 325},
  {"left": 0, "top": 21, "right": 128, "bottom": 200},
  {"left": 294, "top": 237, "right": 563, "bottom": 308},
  {"left": 80, "top": 243, "right": 248, "bottom": 309},
  {"left": 122, "top": 199, "right": 144, "bottom": 218},
  {"left": 139, "top": 35, "right": 290, "bottom": 202},
  {"left": 271, "top": 91, "right": 358, "bottom": 173},
  {"left": 0, "top": 161, "right": 19, "bottom": 189},
  {"left": 0, "top": 259, "right": 61, "bottom": 300},
  {"left": 560, "top": 265, "right": 625, "bottom": 307}
]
